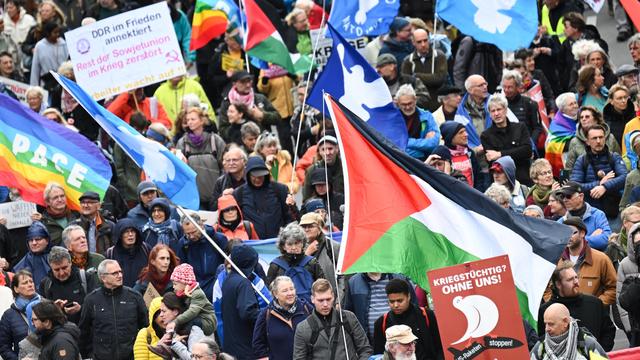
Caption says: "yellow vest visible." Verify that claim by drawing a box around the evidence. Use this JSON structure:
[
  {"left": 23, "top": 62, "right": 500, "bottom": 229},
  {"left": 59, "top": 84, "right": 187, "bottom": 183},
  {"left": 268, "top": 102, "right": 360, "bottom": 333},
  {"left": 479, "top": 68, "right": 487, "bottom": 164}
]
[{"left": 541, "top": 5, "right": 567, "bottom": 44}]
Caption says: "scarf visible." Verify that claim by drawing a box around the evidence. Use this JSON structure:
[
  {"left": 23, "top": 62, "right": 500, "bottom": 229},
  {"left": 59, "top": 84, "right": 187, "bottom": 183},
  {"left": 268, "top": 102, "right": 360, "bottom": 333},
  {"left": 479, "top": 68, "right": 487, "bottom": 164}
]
[
  {"left": 187, "top": 132, "right": 205, "bottom": 147},
  {"left": 543, "top": 319, "right": 581, "bottom": 360},
  {"left": 529, "top": 184, "right": 551, "bottom": 207},
  {"left": 263, "top": 64, "right": 288, "bottom": 78},
  {"left": 142, "top": 219, "right": 176, "bottom": 246},
  {"left": 71, "top": 252, "right": 88, "bottom": 269},
  {"left": 273, "top": 298, "right": 298, "bottom": 317},
  {"left": 219, "top": 214, "right": 241, "bottom": 231},
  {"left": 228, "top": 85, "right": 255, "bottom": 108},
  {"left": 150, "top": 271, "right": 172, "bottom": 294},
  {"left": 455, "top": 93, "right": 491, "bottom": 148},
  {"left": 15, "top": 294, "right": 41, "bottom": 313}
]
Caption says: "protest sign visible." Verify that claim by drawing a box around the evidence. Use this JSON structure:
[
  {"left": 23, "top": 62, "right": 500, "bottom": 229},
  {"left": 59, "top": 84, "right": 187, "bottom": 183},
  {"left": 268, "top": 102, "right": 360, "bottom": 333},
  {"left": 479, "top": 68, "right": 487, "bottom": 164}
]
[
  {"left": 0, "top": 201, "right": 36, "bottom": 229},
  {"left": 0, "top": 76, "right": 49, "bottom": 104},
  {"left": 310, "top": 29, "right": 368, "bottom": 70},
  {"left": 64, "top": 2, "right": 186, "bottom": 100},
  {"left": 428, "top": 255, "right": 529, "bottom": 360}
]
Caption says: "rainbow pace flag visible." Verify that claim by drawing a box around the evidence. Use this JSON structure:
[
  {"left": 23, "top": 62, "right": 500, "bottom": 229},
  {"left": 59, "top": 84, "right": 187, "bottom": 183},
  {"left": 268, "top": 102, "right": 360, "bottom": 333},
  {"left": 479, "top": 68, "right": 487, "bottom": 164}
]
[
  {"left": 326, "top": 93, "right": 570, "bottom": 327},
  {"left": 545, "top": 112, "right": 577, "bottom": 177},
  {"left": 0, "top": 93, "right": 112, "bottom": 210},
  {"left": 190, "top": 0, "right": 241, "bottom": 51}
]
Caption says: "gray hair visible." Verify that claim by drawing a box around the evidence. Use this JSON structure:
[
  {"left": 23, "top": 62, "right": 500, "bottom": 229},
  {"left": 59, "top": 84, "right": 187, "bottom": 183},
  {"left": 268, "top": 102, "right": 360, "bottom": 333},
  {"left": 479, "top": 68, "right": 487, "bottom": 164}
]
[
  {"left": 394, "top": 84, "right": 416, "bottom": 100},
  {"left": 225, "top": 145, "right": 248, "bottom": 162},
  {"left": 25, "top": 86, "right": 45, "bottom": 99},
  {"left": 196, "top": 338, "right": 221, "bottom": 357},
  {"left": 255, "top": 132, "right": 281, "bottom": 154},
  {"left": 523, "top": 205, "right": 544, "bottom": 218},
  {"left": 43, "top": 182, "right": 65, "bottom": 202},
  {"left": 270, "top": 275, "right": 294, "bottom": 295},
  {"left": 47, "top": 246, "right": 71, "bottom": 265},
  {"left": 501, "top": 69, "right": 523, "bottom": 87},
  {"left": 61, "top": 225, "right": 85, "bottom": 248},
  {"left": 240, "top": 122, "right": 261, "bottom": 139},
  {"left": 629, "top": 34, "right": 640, "bottom": 47},
  {"left": 555, "top": 92, "right": 577, "bottom": 112},
  {"left": 277, "top": 222, "right": 307, "bottom": 254},
  {"left": 180, "top": 211, "right": 203, "bottom": 226},
  {"left": 464, "top": 75, "right": 485, "bottom": 92},
  {"left": 487, "top": 93, "right": 508, "bottom": 110},
  {"left": 484, "top": 184, "right": 511, "bottom": 207},
  {"left": 285, "top": 8, "right": 306, "bottom": 26},
  {"left": 97, "top": 259, "right": 119, "bottom": 276}
]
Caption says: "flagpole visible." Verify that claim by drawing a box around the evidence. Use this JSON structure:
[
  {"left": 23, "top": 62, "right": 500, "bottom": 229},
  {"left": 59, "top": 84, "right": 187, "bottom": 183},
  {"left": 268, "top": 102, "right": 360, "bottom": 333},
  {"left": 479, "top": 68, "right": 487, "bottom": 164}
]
[
  {"left": 175, "top": 205, "right": 271, "bottom": 304},
  {"left": 431, "top": 13, "right": 437, "bottom": 74},
  {"left": 239, "top": 0, "right": 251, "bottom": 72}
]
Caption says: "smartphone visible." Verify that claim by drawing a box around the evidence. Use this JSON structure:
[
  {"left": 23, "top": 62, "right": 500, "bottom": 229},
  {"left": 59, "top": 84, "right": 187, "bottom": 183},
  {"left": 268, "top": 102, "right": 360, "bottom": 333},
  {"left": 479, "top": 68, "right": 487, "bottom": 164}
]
[{"left": 64, "top": 302, "right": 75, "bottom": 308}]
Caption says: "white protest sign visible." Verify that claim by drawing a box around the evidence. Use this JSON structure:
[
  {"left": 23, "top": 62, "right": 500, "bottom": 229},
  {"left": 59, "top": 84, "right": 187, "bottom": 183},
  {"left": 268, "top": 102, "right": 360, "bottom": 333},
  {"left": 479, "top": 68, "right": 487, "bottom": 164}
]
[
  {"left": 310, "top": 29, "right": 368, "bottom": 71},
  {"left": 198, "top": 210, "right": 218, "bottom": 226},
  {"left": 0, "top": 201, "right": 36, "bottom": 229},
  {"left": 0, "top": 76, "right": 49, "bottom": 104},
  {"left": 64, "top": 2, "right": 186, "bottom": 100}
]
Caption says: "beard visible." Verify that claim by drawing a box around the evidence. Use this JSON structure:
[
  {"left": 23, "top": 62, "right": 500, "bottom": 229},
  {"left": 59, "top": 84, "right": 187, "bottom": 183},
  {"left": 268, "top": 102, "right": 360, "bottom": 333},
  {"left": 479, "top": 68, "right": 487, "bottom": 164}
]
[{"left": 394, "top": 353, "right": 417, "bottom": 360}]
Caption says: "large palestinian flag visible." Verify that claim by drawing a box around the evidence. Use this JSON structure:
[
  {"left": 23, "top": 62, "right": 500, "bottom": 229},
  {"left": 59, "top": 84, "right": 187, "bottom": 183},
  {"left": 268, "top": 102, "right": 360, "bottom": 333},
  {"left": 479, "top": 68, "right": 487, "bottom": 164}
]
[
  {"left": 244, "top": 0, "right": 311, "bottom": 74},
  {"left": 326, "top": 94, "right": 570, "bottom": 326}
]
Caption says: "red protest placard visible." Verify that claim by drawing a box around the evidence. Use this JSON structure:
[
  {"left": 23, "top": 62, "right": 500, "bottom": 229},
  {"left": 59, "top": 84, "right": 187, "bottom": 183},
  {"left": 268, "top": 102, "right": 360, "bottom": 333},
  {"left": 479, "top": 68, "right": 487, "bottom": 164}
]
[{"left": 428, "top": 255, "right": 529, "bottom": 360}]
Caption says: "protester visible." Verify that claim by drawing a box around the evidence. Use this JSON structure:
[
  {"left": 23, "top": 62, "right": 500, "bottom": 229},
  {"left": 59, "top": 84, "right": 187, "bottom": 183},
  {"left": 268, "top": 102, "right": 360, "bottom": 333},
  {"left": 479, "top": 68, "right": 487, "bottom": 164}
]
[
  {"left": 141, "top": 198, "right": 183, "bottom": 249},
  {"left": 13, "top": 222, "right": 52, "bottom": 286},
  {"left": 377, "top": 325, "right": 419, "bottom": 360},
  {"left": 32, "top": 300, "right": 81, "bottom": 359},
  {"left": 394, "top": 84, "right": 440, "bottom": 160},
  {"left": 253, "top": 131, "right": 299, "bottom": 193},
  {"left": 211, "top": 146, "right": 248, "bottom": 210},
  {"left": 0, "top": 270, "right": 40, "bottom": 360},
  {"left": 126, "top": 181, "right": 180, "bottom": 229},
  {"left": 501, "top": 70, "right": 543, "bottom": 150},
  {"left": 302, "top": 135, "right": 343, "bottom": 201},
  {"left": 565, "top": 106, "right": 621, "bottom": 172},
  {"left": 526, "top": 159, "right": 560, "bottom": 217},
  {"left": 32, "top": 182, "right": 79, "bottom": 247},
  {"left": 25, "top": 85, "right": 47, "bottom": 114},
  {"left": 376, "top": 53, "right": 429, "bottom": 109},
  {"left": 215, "top": 194, "right": 259, "bottom": 240},
  {"left": 300, "top": 212, "right": 342, "bottom": 294},
  {"left": 154, "top": 75, "right": 216, "bottom": 125},
  {"left": 603, "top": 84, "right": 636, "bottom": 145},
  {"left": 61, "top": 225, "right": 104, "bottom": 276},
  {"left": 71, "top": 191, "right": 114, "bottom": 255},
  {"left": 432, "top": 86, "right": 462, "bottom": 125},
  {"left": 489, "top": 156, "right": 529, "bottom": 213},
  {"left": 133, "top": 244, "right": 179, "bottom": 298},
  {"left": 576, "top": 64, "right": 608, "bottom": 113},
  {"left": 132, "top": 296, "right": 168, "bottom": 360},
  {"left": 106, "top": 218, "right": 150, "bottom": 288},
  {"left": 107, "top": 88, "right": 173, "bottom": 130}
]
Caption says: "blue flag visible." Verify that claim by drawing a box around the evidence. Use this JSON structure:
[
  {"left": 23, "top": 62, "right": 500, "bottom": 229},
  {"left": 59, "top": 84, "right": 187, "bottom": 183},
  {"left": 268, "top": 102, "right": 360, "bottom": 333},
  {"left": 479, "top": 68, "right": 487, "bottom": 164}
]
[
  {"left": 328, "top": 0, "right": 399, "bottom": 39},
  {"left": 52, "top": 72, "right": 200, "bottom": 210},
  {"left": 308, "top": 23, "right": 407, "bottom": 149},
  {"left": 436, "top": 0, "right": 537, "bottom": 51}
]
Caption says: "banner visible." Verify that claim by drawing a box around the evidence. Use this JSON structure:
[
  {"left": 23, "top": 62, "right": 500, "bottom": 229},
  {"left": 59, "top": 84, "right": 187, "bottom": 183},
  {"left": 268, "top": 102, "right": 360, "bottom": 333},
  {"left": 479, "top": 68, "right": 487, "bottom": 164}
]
[
  {"left": 428, "top": 255, "right": 529, "bottom": 360},
  {"left": 0, "top": 201, "right": 36, "bottom": 229},
  {"left": 0, "top": 76, "right": 49, "bottom": 104},
  {"left": 327, "top": 0, "right": 399, "bottom": 39},
  {"left": 64, "top": 2, "right": 186, "bottom": 100},
  {"left": 584, "top": 0, "right": 606, "bottom": 13},
  {"left": 309, "top": 28, "right": 368, "bottom": 71},
  {"left": 526, "top": 81, "right": 550, "bottom": 132}
]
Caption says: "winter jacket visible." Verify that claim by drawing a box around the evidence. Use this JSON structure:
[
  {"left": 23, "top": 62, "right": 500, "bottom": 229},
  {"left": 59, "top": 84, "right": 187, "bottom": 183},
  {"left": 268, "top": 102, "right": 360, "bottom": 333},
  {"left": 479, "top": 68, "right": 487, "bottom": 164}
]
[
  {"left": 40, "top": 209, "right": 79, "bottom": 247},
  {"left": 79, "top": 285, "right": 148, "bottom": 360},
  {"left": 406, "top": 108, "right": 440, "bottom": 160},
  {"left": 233, "top": 157, "right": 293, "bottom": 239},
  {"left": 126, "top": 201, "right": 180, "bottom": 230},
  {"left": 39, "top": 266, "right": 99, "bottom": 324},
  {"left": 266, "top": 255, "right": 325, "bottom": 299},
  {"left": 257, "top": 71, "right": 295, "bottom": 119},
  {"left": 13, "top": 222, "right": 53, "bottom": 287},
  {"left": 603, "top": 100, "right": 636, "bottom": 146},
  {"left": 302, "top": 159, "right": 344, "bottom": 202},
  {"left": 453, "top": 37, "right": 503, "bottom": 93},
  {"left": 176, "top": 131, "right": 226, "bottom": 208},
  {"left": 2, "top": 8, "right": 35, "bottom": 45},
  {"left": 559, "top": 204, "right": 612, "bottom": 251},
  {"left": 379, "top": 37, "right": 414, "bottom": 67},
  {"left": 133, "top": 297, "right": 164, "bottom": 360},
  {"left": 529, "top": 327, "right": 608, "bottom": 360},
  {"left": 174, "top": 285, "right": 216, "bottom": 336},
  {"left": 621, "top": 164, "right": 640, "bottom": 211},
  {"left": 565, "top": 122, "right": 621, "bottom": 172},
  {"left": 214, "top": 194, "right": 259, "bottom": 240},
  {"left": 175, "top": 225, "right": 228, "bottom": 302},
  {"left": 107, "top": 92, "right": 172, "bottom": 130},
  {"left": 252, "top": 299, "right": 313, "bottom": 360},
  {"left": 106, "top": 219, "right": 150, "bottom": 288},
  {"left": 400, "top": 49, "right": 447, "bottom": 111},
  {"left": 538, "top": 294, "right": 615, "bottom": 351},
  {"left": 570, "top": 149, "right": 627, "bottom": 211},
  {"left": 217, "top": 92, "right": 281, "bottom": 138},
  {"left": 141, "top": 198, "right": 183, "bottom": 249},
  {"left": 39, "top": 323, "right": 81, "bottom": 360},
  {"left": 293, "top": 309, "right": 372, "bottom": 360},
  {"left": 481, "top": 121, "right": 532, "bottom": 185},
  {"left": 70, "top": 213, "right": 115, "bottom": 255},
  {"left": 0, "top": 304, "right": 29, "bottom": 360},
  {"left": 211, "top": 172, "right": 246, "bottom": 211},
  {"left": 153, "top": 77, "right": 215, "bottom": 124},
  {"left": 506, "top": 93, "right": 543, "bottom": 149}
]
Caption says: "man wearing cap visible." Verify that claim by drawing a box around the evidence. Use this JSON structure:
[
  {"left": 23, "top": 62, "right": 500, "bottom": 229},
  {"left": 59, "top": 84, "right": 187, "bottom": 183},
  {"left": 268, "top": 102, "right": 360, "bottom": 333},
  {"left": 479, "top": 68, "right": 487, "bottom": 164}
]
[
  {"left": 558, "top": 181, "right": 611, "bottom": 250},
  {"left": 306, "top": 167, "right": 345, "bottom": 230},
  {"left": 379, "top": 17, "right": 414, "bottom": 67},
  {"left": 126, "top": 180, "right": 180, "bottom": 229},
  {"left": 71, "top": 191, "right": 114, "bottom": 255},
  {"left": 380, "top": 325, "right": 419, "bottom": 360},
  {"left": 376, "top": 53, "right": 430, "bottom": 109},
  {"left": 31, "top": 182, "right": 80, "bottom": 247},
  {"left": 432, "top": 86, "right": 462, "bottom": 125},
  {"left": 400, "top": 28, "right": 447, "bottom": 112},
  {"left": 394, "top": 84, "right": 440, "bottom": 160},
  {"left": 539, "top": 258, "right": 615, "bottom": 351},
  {"left": 233, "top": 156, "right": 294, "bottom": 239},
  {"left": 217, "top": 70, "right": 281, "bottom": 145},
  {"left": 303, "top": 135, "right": 344, "bottom": 201},
  {"left": 615, "top": 65, "right": 639, "bottom": 103},
  {"left": 301, "top": 212, "right": 343, "bottom": 296}
]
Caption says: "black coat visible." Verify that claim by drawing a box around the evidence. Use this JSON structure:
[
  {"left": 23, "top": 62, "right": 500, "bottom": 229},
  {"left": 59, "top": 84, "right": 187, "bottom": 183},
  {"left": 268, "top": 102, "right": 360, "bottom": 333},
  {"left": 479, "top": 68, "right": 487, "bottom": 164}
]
[
  {"left": 603, "top": 100, "right": 636, "bottom": 146},
  {"left": 39, "top": 266, "right": 99, "bottom": 324},
  {"left": 0, "top": 304, "right": 28, "bottom": 360},
  {"left": 507, "top": 94, "right": 543, "bottom": 149},
  {"left": 480, "top": 121, "right": 533, "bottom": 184},
  {"left": 620, "top": 275, "right": 640, "bottom": 346},
  {"left": 221, "top": 271, "right": 261, "bottom": 360},
  {"left": 78, "top": 285, "right": 148, "bottom": 360},
  {"left": 40, "top": 323, "right": 81, "bottom": 360}
]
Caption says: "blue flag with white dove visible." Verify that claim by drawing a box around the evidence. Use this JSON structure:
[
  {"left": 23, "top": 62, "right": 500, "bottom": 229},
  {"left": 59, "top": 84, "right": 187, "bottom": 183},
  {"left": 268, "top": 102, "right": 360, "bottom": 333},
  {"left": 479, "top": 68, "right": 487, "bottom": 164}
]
[
  {"left": 328, "top": 0, "right": 400, "bottom": 39},
  {"left": 52, "top": 72, "right": 200, "bottom": 210},
  {"left": 436, "top": 0, "right": 537, "bottom": 51},
  {"left": 307, "top": 23, "right": 407, "bottom": 149}
]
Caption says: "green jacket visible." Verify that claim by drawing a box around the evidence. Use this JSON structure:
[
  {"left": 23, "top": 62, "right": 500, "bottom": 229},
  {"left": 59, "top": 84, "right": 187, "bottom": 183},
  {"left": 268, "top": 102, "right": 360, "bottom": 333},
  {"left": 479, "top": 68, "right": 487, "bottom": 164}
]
[{"left": 174, "top": 285, "right": 216, "bottom": 336}]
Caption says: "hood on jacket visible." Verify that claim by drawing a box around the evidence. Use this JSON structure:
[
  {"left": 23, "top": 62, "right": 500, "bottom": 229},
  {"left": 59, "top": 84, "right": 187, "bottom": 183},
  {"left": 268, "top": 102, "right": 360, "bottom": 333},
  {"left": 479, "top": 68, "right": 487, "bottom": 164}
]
[
  {"left": 146, "top": 297, "right": 163, "bottom": 337},
  {"left": 217, "top": 194, "right": 243, "bottom": 223},
  {"left": 230, "top": 245, "right": 258, "bottom": 276},
  {"left": 494, "top": 156, "right": 516, "bottom": 189},
  {"left": 440, "top": 121, "right": 465, "bottom": 148},
  {"left": 628, "top": 223, "right": 640, "bottom": 263},
  {"left": 26, "top": 221, "right": 52, "bottom": 254},
  {"left": 244, "top": 156, "right": 271, "bottom": 189},
  {"left": 576, "top": 121, "right": 613, "bottom": 142},
  {"left": 112, "top": 218, "right": 143, "bottom": 247},
  {"left": 148, "top": 198, "right": 171, "bottom": 222}
]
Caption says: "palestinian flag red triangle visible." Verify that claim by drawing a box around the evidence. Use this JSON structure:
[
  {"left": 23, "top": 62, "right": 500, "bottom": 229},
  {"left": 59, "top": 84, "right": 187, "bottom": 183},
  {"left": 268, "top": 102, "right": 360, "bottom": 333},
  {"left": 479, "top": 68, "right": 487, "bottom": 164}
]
[{"left": 244, "top": 0, "right": 295, "bottom": 73}]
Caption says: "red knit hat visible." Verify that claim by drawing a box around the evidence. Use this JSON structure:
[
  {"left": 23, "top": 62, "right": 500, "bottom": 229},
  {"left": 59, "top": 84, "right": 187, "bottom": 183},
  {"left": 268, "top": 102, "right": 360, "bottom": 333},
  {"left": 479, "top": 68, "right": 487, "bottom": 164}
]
[{"left": 170, "top": 264, "right": 197, "bottom": 285}]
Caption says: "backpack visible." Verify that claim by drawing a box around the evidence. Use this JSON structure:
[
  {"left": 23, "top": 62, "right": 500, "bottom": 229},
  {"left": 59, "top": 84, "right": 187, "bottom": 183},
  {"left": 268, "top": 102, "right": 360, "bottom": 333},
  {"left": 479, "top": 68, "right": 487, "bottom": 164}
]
[
  {"left": 41, "top": 269, "right": 89, "bottom": 297},
  {"left": 381, "top": 306, "right": 430, "bottom": 334},
  {"left": 183, "top": 134, "right": 221, "bottom": 202},
  {"left": 271, "top": 256, "right": 314, "bottom": 303},
  {"left": 306, "top": 311, "right": 354, "bottom": 359}
]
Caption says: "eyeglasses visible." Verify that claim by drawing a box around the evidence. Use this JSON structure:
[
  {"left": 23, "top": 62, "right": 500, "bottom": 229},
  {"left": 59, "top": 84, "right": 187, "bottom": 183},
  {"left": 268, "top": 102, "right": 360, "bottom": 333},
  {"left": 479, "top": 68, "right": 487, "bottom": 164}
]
[
  {"left": 103, "top": 270, "right": 123, "bottom": 277},
  {"left": 537, "top": 170, "right": 553, "bottom": 177},
  {"left": 191, "top": 354, "right": 213, "bottom": 360}
]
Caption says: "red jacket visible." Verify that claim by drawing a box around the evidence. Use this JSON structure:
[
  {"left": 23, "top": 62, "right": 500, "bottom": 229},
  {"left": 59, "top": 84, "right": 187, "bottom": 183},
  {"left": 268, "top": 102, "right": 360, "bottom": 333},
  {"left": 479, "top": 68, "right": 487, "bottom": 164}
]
[{"left": 107, "top": 92, "right": 173, "bottom": 130}]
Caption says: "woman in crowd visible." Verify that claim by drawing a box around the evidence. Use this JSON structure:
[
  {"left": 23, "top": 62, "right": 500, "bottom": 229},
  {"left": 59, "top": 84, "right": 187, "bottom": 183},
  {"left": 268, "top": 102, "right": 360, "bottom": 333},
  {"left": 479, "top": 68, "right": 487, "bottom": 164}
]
[
  {"left": 142, "top": 198, "right": 183, "bottom": 249},
  {"left": 3, "top": 0, "right": 35, "bottom": 48},
  {"left": 215, "top": 194, "right": 259, "bottom": 240},
  {"left": 587, "top": 48, "right": 617, "bottom": 89},
  {"left": 0, "top": 270, "right": 40, "bottom": 360},
  {"left": 21, "top": 0, "right": 65, "bottom": 78},
  {"left": 526, "top": 159, "right": 559, "bottom": 218},
  {"left": 603, "top": 85, "right": 636, "bottom": 145},
  {"left": 176, "top": 106, "right": 226, "bottom": 210},
  {"left": 25, "top": 86, "right": 47, "bottom": 114},
  {"left": 29, "top": 20, "right": 68, "bottom": 108},
  {"left": 545, "top": 92, "right": 580, "bottom": 176},
  {"left": 253, "top": 276, "right": 313, "bottom": 360},
  {"left": 42, "top": 107, "right": 77, "bottom": 132},
  {"left": 134, "top": 296, "right": 173, "bottom": 360},
  {"left": 134, "top": 244, "right": 179, "bottom": 297},
  {"left": 565, "top": 106, "right": 621, "bottom": 171},
  {"left": 106, "top": 218, "right": 150, "bottom": 288},
  {"left": 253, "top": 131, "right": 299, "bottom": 193},
  {"left": 548, "top": 191, "right": 567, "bottom": 220},
  {"left": 221, "top": 103, "right": 257, "bottom": 146},
  {"left": 576, "top": 64, "right": 608, "bottom": 112}
]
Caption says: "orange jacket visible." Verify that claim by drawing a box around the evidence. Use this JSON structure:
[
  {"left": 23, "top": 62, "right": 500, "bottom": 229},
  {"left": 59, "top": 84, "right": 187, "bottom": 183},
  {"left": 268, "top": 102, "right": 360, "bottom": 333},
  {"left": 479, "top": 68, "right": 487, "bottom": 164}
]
[
  {"left": 215, "top": 194, "right": 259, "bottom": 240},
  {"left": 107, "top": 92, "right": 173, "bottom": 130}
]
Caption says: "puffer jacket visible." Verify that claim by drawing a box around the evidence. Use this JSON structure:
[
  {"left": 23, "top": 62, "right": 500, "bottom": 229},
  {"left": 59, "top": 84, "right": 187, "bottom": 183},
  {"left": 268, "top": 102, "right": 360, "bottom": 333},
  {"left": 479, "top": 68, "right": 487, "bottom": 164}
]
[
  {"left": 617, "top": 223, "right": 640, "bottom": 333},
  {"left": 559, "top": 203, "right": 611, "bottom": 251},
  {"left": 133, "top": 297, "right": 164, "bottom": 360},
  {"left": 570, "top": 148, "right": 628, "bottom": 210},
  {"left": 79, "top": 285, "right": 148, "bottom": 360},
  {"left": 565, "top": 122, "right": 621, "bottom": 172},
  {"left": 0, "top": 304, "right": 29, "bottom": 360},
  {"left": 40, "top": 323, "right": 81, "bottom": 360},
  {"left": 215, "top": 195, "right": 259, "bottom": 240}
]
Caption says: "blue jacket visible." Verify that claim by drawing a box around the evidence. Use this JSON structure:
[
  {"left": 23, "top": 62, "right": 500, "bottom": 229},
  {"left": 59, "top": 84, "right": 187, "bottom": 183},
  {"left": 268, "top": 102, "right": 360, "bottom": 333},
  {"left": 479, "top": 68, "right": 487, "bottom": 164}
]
[
  {"left": 175, "top": 225, "right": 228, "bottom": 302},
  {"left": 379, "top": 38, "right": 414, "bottom": 66},
  {"left": 0, "top": 304, "right": 28, "bottom": 360},
  {"left": 252, "top": 299, "right": 313, "bottom": 360},
  {"left": 126, "top": 202, "right": 180, "bottom": 230},
  {"left": 221, "top": 270, "right": 261, "bottom": 360},
  {"left": 173, "top": 9, "right": 195, "bottom": 62},
  {"left": 570, "top": 150, "right": 628, "bottom": 210},
  {"left": 406, "top": 108, "right": 440, "bottom": 159},
  {"left": 558, "top": 204, "right": 611, "bottom": 251},
  {"left": 13, "top": 222, "right": 53, "bottom": 286}
]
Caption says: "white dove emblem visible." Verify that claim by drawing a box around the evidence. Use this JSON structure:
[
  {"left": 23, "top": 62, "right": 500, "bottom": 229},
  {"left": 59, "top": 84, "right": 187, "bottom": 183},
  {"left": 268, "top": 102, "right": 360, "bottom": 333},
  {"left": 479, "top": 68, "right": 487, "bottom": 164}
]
[
  {"left": 451, "top": 295, "right": 499, "bottom": 345},
  {"left": 470, "top": 0, "right": 516, "bottom": 34},
  {"left": 354, "top": 0, "right": 379, "bottom": 25}
]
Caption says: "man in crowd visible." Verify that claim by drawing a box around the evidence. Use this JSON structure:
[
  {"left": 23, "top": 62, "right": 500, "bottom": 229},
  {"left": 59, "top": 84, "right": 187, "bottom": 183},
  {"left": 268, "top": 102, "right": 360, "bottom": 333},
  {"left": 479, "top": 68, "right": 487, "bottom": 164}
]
[
  {"left": 126, "top": 180, "right": 179, "bottom": 228},
  {"left": 301, "top": 212, "right": 342, "bottom": 296},
  {"left": 379, "top": 17, "right": 414, "bottom": 66},
  {"left": 303, "top": 135, "right": 343, "bottom": 201},
  {"left": 376, "top": 53, "right": 430, "bottom": 109},
  {"left": 400, "top": 28, "right": 447, "bottom": 111},
  {"left": 211, "top": 146, "right": 247, "bottom": 210},
  {"left": 79, "top": 259, "right": 148, "bottom": 360},
  {"left": 558, "top": 182, "right": 611, "bottom": 251},
  {"left": 380, "top": 325, "right": 420, "bottom": 360},
  {"left": 539, "top": 260, "right": 615, "bottom": 351},
  {"left": 0, "top": 51, "right": 23, "bottom": 81},
  {"left": 294, "top": 279, "right": 372, "bottom": 359},
  {"left": 501, "top": 70, "right": 543, "bottom": 150},
  {"left": 615, "top": 65, "right": 639, "bottom": 103},
  {"left": 31, "top": 300, "right": 81, "bottom": 360},
  {"left": 432, "top": 86, "right": 462, "bottom": 125},
  {"left": 62, "top": 225, "right": 104, "bottom": 278},
  {"left": 32, "top": 182, "right": 79, "bottom": 246},
  {"left": 394, "top": 84, "right": 440, "bottom": 160},
  {"left": 459, "top": 75, "right": 491, "bottom": 155},
  {"left": 71, "top": 191, "right": 114, "bottom": 255}
]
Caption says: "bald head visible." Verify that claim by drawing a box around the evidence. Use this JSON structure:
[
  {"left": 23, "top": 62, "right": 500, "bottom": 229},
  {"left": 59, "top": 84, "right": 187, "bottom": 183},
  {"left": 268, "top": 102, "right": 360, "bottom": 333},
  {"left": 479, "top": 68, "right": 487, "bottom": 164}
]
[
  {"left": 464, "top": 75, "right": 488, "bottom": 102},
  {"left": 544, "top": 303, "right": 570, "bottom": 336},
  {"left": 412, "top": 29, "right": 429, "bottom": 55}
]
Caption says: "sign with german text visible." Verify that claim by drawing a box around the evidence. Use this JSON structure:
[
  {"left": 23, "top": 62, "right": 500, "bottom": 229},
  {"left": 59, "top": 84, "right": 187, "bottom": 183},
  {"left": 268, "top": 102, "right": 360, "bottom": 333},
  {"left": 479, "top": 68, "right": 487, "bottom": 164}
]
[
  {"left": 64, "top": 2, "right": 186, "bottom": 100},
  {"left": 428, "top": 255, "right": 529, "bottom": 360},
  {"left": 0, "top": 201, "right": 36, "bottom": 229}
]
